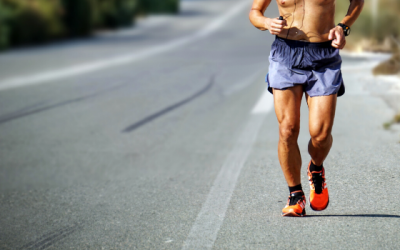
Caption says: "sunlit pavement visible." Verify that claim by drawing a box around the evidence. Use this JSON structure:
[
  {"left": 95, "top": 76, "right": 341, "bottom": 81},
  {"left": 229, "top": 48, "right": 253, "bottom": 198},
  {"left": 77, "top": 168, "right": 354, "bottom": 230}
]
[{"left": 1, "top": 0, "right": 400, "bottom": 249}]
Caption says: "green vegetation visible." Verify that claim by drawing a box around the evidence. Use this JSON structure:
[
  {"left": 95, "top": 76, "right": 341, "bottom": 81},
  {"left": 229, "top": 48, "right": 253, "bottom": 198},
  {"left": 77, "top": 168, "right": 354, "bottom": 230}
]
[
  {"left": 336, "top": 0, "right": 400, "bottom": 75},
  {"left": 394, "top": 113, "right": 400, "bottom": 123},
  {"left": 61, "top": 0, "right": 93, "bottom": 37},
  {"left": 383, "top": 113, "right": 400, "bottom": 129},
  {"left": 383, "top": 122, "right": 392, "bottom": 130},
  {"left": 0, "top": 0, "right": 65, "bottom": 48},
  {"left": 0, "top": 0, "right": 180, "bottom": 50},
  {"left": 138, "top": 0, "right": 179, "bottom": 14},
  {"left": 92, "top": 0, "right": 138, "bottom": 29}
]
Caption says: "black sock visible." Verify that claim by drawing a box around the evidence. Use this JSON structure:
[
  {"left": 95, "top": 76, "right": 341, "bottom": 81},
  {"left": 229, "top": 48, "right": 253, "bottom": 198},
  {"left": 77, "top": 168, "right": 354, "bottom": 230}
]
[
  {"left": 310, "top": 161, "right": 323, "bottom": 172},
  {"left": 288, "top": 184, "right": 303, "bottom": 194}
]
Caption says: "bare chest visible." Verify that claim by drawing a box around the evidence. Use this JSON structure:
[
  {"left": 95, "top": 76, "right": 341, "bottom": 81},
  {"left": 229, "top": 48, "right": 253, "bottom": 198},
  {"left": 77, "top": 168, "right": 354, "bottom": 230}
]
[{"left": 277, "top": 0, "right": 335, "bottom": 8}]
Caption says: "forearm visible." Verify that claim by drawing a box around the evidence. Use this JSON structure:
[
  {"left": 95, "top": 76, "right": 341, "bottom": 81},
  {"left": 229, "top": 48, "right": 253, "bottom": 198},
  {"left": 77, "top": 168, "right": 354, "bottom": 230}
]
[
  {"left": 340, "top": 0, "right": 364, "bottom": 27},
  {"left": 249, "top": 10, "right": 269, "bottom": 30},
  {"left": 249, "top": 0, "right": 272, "bottom": 30}
]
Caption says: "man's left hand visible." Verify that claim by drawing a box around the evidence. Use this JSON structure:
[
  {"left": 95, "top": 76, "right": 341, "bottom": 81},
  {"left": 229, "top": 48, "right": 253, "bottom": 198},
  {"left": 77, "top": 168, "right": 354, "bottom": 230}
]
[{"left": 328, "top": 26, "right": 346, "bottom": 49}]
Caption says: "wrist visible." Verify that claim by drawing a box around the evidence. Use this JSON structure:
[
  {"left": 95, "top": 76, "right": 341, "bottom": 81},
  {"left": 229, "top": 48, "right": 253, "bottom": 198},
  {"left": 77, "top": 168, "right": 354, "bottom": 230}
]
[{"left": 264, "top": 17, "right": 271, "bottom": 30}]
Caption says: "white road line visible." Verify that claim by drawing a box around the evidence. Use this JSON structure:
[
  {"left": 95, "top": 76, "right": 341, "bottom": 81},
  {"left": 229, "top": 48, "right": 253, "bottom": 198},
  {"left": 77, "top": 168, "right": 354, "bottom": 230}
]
[
  {"left": 182, "top": 88, "right": 273, "bottom": 250},
  {"left": 0, "top": 0, "right": 249, "bottom": 92},
  {"left": 340, "top": 50, "right": 391, "bottom": 60},
  {"left": 252, "top": 86, "right": 274, "bottom": 114},
  {"left": 340, "top": 62, "right": 381, "bottom": 71}
]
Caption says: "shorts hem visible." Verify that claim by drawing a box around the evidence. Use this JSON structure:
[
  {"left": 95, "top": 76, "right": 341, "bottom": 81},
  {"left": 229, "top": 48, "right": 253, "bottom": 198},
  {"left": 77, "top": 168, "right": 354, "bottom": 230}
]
[{"left": 265, "top": 74, "right": 345, "bottom": 97}]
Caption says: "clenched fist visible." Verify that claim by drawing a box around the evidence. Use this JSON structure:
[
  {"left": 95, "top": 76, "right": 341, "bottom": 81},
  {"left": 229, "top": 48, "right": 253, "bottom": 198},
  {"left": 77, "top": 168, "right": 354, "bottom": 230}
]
[
  {"left": 328, "top": 26, "right": 346, "bottom": 49},
  {"left": 265, "top": 17, "right": 287, "bottom": 35}
]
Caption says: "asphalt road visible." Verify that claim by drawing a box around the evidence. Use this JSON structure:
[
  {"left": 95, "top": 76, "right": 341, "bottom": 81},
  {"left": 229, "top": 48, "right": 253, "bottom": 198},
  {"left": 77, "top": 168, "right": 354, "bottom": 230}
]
[{"left": 1, "top": 0, "right": 400, "bottom": 249}]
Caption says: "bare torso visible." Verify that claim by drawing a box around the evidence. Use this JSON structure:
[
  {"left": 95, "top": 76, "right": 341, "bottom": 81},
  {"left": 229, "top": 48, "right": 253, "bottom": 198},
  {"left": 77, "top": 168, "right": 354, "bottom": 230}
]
[{"left": 277, "top": 0, "right": 336, "bottom": 42}]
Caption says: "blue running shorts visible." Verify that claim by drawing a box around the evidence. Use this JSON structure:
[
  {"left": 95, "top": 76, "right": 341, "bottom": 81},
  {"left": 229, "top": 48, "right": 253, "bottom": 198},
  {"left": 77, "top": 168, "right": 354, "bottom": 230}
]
[{"left": 266, "top": 36, "right": 345, "bottom": 97}]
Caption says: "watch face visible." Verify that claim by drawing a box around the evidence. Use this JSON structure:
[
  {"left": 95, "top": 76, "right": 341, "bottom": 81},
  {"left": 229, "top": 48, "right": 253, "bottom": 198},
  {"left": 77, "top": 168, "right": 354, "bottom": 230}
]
[{"left": 340, "top": 24, "right": 350, "bottom": 36}]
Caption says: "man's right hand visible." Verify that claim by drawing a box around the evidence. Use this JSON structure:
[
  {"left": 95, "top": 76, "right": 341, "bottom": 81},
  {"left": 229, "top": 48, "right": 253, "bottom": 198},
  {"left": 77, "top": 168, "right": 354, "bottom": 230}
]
[{"left": 265, "top": 17, "right": 287, "bottom": 35}]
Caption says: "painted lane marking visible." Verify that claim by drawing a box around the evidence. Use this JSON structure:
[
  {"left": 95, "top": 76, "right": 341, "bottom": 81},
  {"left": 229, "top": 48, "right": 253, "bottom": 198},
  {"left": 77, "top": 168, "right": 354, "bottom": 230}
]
[
  {"left": 0, "top": 0, "right": 249, "bottom": 92},
  {"left": 252, "top": 86, "right": 274, "bottom": 114},
  {"left": 340, "top": 62, "right": 381, "bottom": 71},
  {"left": 182, "top": 87, "right": 273, "bottom": 250}
]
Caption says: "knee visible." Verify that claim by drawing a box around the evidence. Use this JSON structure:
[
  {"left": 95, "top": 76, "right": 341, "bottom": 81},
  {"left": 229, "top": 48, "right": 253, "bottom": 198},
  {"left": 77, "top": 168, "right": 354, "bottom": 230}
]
[
  {"left": 310, "top": 129, "right": 332, "bottom": 146},
  {"left": 279, "top": 122, "right": 300, "bottom": 142}
]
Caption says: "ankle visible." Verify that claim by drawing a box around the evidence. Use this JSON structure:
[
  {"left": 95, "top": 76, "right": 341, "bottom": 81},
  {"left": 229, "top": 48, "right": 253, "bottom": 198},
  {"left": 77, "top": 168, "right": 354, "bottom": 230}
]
[
  {"left": 310, "top": 161, "right": 323, "bottom": 172},
  {"left": 288, "top": 184, "right": 303, "bottom": 194}
]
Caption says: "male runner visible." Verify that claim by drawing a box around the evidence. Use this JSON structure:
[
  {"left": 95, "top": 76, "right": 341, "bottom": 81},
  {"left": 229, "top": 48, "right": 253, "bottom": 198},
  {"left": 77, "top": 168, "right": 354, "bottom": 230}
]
[{"left": 249, "top": 0, "right": 363, "bottom": 216}]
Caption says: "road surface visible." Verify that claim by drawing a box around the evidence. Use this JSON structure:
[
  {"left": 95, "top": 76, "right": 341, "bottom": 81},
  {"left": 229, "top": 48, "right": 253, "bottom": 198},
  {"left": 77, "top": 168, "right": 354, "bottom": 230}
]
[{"left": 1, "top": 0, "right": 400, "bottom": 249}]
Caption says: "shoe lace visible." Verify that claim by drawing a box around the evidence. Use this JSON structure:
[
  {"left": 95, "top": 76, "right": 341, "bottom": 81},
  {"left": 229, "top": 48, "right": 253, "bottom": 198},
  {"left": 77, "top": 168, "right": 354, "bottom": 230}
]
[
  {"left": 311, "top": 171, "right": 325, "bottom": 194},
  {"left": 288, "top": 193, "right": 303, "bottom": 206}
]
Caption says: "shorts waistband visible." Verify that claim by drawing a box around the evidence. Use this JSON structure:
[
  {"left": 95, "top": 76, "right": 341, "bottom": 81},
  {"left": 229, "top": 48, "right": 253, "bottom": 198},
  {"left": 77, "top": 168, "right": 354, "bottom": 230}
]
[{"left": 275, "top": 36, "right": 333, "bottom": 48}]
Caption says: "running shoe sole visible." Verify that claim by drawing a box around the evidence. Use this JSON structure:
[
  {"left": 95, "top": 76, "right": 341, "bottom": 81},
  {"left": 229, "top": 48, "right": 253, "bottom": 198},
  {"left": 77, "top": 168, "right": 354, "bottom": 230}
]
[{"left": 282, "top": 209, "right": 306, "bottom": 217}]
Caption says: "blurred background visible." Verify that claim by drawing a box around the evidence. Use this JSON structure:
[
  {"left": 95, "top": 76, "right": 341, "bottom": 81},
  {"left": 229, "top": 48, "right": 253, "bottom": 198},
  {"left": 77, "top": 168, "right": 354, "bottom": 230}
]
[
  {"left": 0, "top": 0, "right": 179, "bottom": 49},
  {"left": 336, "top": 0, "right": 400, "bottom": 76},
  {"left": 0, "top": 0, "right": 399, "bottom": 72},
  {"left": 336, "top": 0, "right": 399, "bottom": 51},
  {"left": 0, "top": 0, "right": 397, "bottom": 49}
]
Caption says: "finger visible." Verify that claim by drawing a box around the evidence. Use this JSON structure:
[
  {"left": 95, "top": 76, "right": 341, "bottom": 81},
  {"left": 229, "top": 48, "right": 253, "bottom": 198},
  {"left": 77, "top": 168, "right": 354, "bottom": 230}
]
[
  {"left": 271, "top": 23, "right": 284, "bottom": 29},
  {"left": 331, "top": 41, "right": 339, "bottom": 48},
  {"left": 273, "top": 19, "right": 287, "bottom": 26},
  {"left": 335, "top": 31, "right": 343, "bottom": 44},
  {"left": 340, "top": 40, "right": 346, "bottom": 49},
  {"left": 271, "top": 28, "right": 284, "bottom": 35},
  {"left": 333, "top": 40, "right": 341, "bottom": 46},
  {"left": 269, "top": 29, "right": 277, "bottom": 35},
  {"left": 328, "top": 29, "right": 335, "bottom": 40},
  {"left": 271, "top": 28, "right": 283, "bottom": 33},
  {"left": 273, "top": 20, "right": 286, "bottom": 25}
]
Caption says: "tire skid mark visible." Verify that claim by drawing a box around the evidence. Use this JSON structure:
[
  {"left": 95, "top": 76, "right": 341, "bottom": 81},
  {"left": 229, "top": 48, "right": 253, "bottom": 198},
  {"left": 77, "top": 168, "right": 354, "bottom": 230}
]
[
  {"left": 0, "top": 101, "right": 47, "bottom": 118},
  {"left": 0, "top": 63, "right": 194, "bottom": 126},
  {"left": 20, "top": 224, "right": 81, "bottom": 250},
  {"left": 122, "top": 75, "right": 215, "bottom": 133},
  {"left": 0, "top": 82, "right": 126, "bottom": 125}
]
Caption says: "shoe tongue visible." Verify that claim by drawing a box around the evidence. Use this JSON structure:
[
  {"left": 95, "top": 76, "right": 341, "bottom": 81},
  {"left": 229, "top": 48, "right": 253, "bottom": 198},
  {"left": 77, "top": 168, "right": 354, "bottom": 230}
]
[
  {"left": 289, "top": 192, "right": 303, "bottom": 205},
  {"left": 312, "top": 172, "right": 323, "bottom": 194}
]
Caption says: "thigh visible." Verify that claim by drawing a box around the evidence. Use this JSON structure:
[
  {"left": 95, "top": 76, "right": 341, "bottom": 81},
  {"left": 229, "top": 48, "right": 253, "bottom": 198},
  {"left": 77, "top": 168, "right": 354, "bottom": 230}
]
[
  {"left": 273, "top": 85, "right": 303, "bottom": 125},
  {"left": 306, "top": 94, "right": 337, "bottom": 135}
]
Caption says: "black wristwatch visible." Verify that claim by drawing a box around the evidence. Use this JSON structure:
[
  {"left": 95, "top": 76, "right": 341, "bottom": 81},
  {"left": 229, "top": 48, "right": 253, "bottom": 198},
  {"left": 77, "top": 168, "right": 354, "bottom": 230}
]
[{"left": 337, "top": 23, "right": 351, "bottom": 36}]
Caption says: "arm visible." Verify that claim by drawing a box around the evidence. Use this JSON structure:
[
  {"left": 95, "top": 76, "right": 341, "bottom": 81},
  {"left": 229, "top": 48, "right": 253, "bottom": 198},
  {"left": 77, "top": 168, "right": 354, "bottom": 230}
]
[
  {"left": 249, "top": 0, "right": 287, "bottom": 34},
  {"left": 328, "top": 0, "right": 365, "bottom": 49},
  {"left": 340, "top": 0, "right": 365, "bottom": 27}
]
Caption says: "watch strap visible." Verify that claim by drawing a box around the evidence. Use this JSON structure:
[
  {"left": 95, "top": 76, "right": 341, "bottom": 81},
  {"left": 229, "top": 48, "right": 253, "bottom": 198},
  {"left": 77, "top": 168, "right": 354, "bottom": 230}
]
[{"left": 337, "top": 23, "right": 350, "bottom": 36}]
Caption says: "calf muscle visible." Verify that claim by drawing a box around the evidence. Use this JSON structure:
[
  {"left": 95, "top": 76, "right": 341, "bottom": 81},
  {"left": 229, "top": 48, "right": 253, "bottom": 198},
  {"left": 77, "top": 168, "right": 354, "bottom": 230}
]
[
  {"left": 274, "top": 86, "right": 303, "bottom": 186},
  {"left": 307, "top": 94, "right": 337, "bottom": 166}
]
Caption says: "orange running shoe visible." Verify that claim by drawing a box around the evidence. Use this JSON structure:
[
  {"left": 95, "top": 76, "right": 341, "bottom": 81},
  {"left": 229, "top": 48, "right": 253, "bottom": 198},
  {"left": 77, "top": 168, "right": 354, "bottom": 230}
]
[
  {"left": 282, "top": 191, "right": 306, "bottom": 217},
  {"left": 308, "top": 161, "right": 329, "bottom": 211}
]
